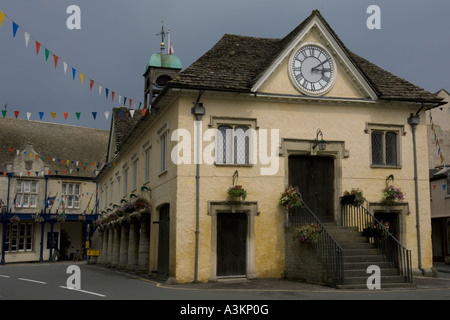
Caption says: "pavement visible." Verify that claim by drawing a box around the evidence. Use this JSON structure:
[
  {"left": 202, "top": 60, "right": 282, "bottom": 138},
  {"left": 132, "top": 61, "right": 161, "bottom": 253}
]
[{"left": 155, "top": 262, "right": 450, "bottom": 292}]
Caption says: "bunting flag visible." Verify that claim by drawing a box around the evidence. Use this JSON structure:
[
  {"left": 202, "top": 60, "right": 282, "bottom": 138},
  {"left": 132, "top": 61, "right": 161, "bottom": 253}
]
[
  {"left": 0, "top": 107, "right": 153, "bottom": 121},
  {"left": 1, "top": 9, "right": 144, "bottom": 110},
  {"left": 0, "top": 10, "right": 5, "bottom": 26},
  {"left": 3, "top": 151, "right": 106, "bottom": 178}
]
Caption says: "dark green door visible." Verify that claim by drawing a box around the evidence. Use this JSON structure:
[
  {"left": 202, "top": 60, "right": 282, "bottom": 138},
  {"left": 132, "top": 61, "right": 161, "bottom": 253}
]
[
  {"left": 217, "top": 212, "right": 247, "bottom": 277},
  {"left": 289, "top": 155, "right": 334, "bottom": 221}
]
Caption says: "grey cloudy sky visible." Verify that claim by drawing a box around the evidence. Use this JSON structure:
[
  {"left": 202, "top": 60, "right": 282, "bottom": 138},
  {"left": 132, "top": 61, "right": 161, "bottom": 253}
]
[{"left": 0, "top": 0, "right": 449, "bottom": 130}]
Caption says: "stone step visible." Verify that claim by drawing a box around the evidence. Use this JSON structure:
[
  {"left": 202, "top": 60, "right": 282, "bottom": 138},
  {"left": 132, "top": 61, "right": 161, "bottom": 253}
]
[
  {"left": 342, "top": 275, "right": 408, "bottom": 285},
  {"left": 342, "top": 261, "right": 392, "bottom": 270},
  {"left": 344, "top": 268, "right": 399, "bottom": 278}
]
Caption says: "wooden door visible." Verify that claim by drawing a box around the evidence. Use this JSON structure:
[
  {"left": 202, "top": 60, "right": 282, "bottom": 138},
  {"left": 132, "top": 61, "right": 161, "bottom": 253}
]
[
  {"left": 217, "top": 212, "right": 247, "bottom": 277},
  {"left": 288, "top": 155, "right": 334, "bottom": 221},
  {"left": 157, "top": 204, "right": 170, "bottom": 279}
]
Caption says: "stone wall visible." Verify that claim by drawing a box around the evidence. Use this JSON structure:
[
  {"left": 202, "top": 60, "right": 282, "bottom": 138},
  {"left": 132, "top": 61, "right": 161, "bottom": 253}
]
[{"left": 284, "top": 227, "right": 327, "bottom": 284}]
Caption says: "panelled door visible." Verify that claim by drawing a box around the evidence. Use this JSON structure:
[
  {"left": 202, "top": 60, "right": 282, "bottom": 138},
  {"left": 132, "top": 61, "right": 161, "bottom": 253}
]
[
  {"left": 289, "top": 155, "right": 334, "bottom": 221},
  {"left": 157, "top": 204, "right": 170, "bottom": 279},
  {"left": 217, "top": 212, "right": 247, "bottom": 277}
]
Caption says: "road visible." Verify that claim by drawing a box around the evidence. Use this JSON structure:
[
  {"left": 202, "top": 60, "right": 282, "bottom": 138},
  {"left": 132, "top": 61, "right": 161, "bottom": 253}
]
[{"left": 0, "top": 261, "right": 449, "bottom": 317}]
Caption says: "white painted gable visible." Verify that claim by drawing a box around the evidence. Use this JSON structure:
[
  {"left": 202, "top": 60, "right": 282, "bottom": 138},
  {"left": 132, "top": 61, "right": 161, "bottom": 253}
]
[{"left": 252, "top": 14, "right": 377, "bottom": 101}]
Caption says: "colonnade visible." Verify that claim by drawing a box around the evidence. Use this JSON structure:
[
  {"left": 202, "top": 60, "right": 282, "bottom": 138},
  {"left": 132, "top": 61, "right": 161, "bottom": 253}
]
[{"left": 90, "top": 210, "right": 150, "bottom": 273}]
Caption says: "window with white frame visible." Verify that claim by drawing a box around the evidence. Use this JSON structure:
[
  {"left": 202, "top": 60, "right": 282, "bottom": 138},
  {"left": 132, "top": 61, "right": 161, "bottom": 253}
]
[
  {"left": 116, "top": 175, "right": 121, "bottom": 204},
  {"left": 110, "top": 180, "right": 114, "bottom": 205},
  {"left": 217, "top": 125, "right": 250, "bottom": 165},
  {"left": 16, "top": 180, "right": 38, "bottom": 208},
  {"left": 159, "top": 129, "right": 168, "bottom": 173},
  {"left": 132, "top": 157, "right": 138, "bottom": 190},
  {"left": 4, "top": 222, "right": 33, "bottom": 252},
  {"left": 123, "top": 166, "right": 128, "bottom": 197},
  {"left": 62, "top": 183, "right": 80, "bottom": 209},
  {"left": 144, "top": 145, "right": 151, "bottom": 182}
]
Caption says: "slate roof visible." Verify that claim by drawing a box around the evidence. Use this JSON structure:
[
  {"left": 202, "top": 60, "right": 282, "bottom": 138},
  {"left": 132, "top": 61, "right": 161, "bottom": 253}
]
[
  {"left": 168, "top": 10, "right": 443, "bottom": 104},
  {"left": 106, "top": 106, "right": 144, "bottom": 162},
  {"left": 0, "top": 118, "right": 109, "bottom": 178}
]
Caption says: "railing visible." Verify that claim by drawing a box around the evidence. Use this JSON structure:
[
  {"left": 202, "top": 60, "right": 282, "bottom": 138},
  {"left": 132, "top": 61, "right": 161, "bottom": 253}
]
[
  {"left": 287, "top": 197, "right": 344, "bottom": 286},
  {"left": 341, "top": 201, "right": 412, "bottom": 283}
]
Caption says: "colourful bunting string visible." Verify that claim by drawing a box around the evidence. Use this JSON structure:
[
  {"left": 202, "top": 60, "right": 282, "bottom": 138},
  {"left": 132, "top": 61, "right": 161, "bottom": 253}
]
[
  {"left": 1, "top": 9, "right": 144, "bottom": 110},
  {"left": 0, "top": 107, "right": 153, "bottom": 121}
]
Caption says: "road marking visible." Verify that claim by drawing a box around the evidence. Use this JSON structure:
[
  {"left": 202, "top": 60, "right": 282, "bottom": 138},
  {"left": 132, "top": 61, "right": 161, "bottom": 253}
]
[
  {"left": 59, "top": 286, "right": 106, "bottom": 297},
  {"left": 0, "top": 275, "right": 10, "bottom": 278},
  {"left": 18, "top": 278, "right": 47, "bottom": 285}
]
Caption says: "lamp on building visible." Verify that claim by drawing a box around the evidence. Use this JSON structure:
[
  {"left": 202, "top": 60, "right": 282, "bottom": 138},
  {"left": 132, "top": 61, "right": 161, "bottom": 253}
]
[{"left": 313, "top": 129, "right": 326, "bottom": 151}]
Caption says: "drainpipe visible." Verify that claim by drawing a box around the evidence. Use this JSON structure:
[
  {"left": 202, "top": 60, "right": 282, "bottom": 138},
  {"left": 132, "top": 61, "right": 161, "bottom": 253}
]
[
  {"left": 191, "top": 92, "right": 205, "bottom": 283},
  {"left": 407, "top": 111, "right": 423, "bottom": 274}
]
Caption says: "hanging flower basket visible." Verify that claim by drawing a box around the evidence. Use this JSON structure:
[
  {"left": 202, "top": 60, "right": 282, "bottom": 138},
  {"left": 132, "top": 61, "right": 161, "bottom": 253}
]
[
  {"left": 382, "top": 186, "right": 404, "bottom": 205},
  {"left": 341, "top": 188, "right": 365, "bottom": 205},
  {"left": 296, "top": 223, "right": 321, "bottom": 243},
  {"left": 279, "top": 185, "right": 304, "bottom": 210},
  {"left": 10, "top": 215, "right": 20, "bottom": 223},
  {"left": 34, "top": 214, "right": 44, "bottom": 223},
  {"left": 227, "top": 185, "right": 247, "bottom": 200}
]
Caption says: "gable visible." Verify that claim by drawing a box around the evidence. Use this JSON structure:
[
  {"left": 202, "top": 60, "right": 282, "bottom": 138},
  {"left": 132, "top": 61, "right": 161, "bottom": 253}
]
[{"left": 253, "top": 16, "right": 377, "bottom": 100}]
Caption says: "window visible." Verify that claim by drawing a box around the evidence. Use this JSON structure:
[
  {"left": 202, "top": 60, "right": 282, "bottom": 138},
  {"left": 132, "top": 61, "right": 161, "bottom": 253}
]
[
  {"left": 16, "top": 180, "right": 38, "bottom": 208},
  {"left": 217, "top": 126, "right": 249, "bottom": 165},
  {"left": 110, "top": 180, "right": 114, "bottom": 205},
  {"left": 132, "top": 158, "right": 138, "bottom": 190},
  {"left": 123, "top": 166, "right": 128, "bottom": 196},
  {"left": 371, "top": 131, "right": 398, "bottom": 166},
  {"left": 4, "top": 223, "right": 33, "bottom": 252},
  {"left": 144, "top": 146, "right": 151, "bottom": 182},
  {"left": 116, "top": 176, "right": 121, "bottom": 204},
  {"left": 62, "top": 183, "right": 80, "bottom": 209},
  {"left": 160, "top": 131, "right": 167, "bottom": 173},
  {"left": 447, "top": 174, "right": 450, "bottom": 197}
]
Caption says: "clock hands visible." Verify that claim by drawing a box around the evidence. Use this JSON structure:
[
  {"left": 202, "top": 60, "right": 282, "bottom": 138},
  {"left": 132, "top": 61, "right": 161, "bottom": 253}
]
[{"left": 311, "top": 59, "right": 330, "bottom": 73}]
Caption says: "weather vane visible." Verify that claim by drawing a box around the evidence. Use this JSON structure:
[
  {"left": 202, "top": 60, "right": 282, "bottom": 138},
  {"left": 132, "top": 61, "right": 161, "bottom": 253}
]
[{"left": 156, "top": 20, "right": 168, "bottom": 53}]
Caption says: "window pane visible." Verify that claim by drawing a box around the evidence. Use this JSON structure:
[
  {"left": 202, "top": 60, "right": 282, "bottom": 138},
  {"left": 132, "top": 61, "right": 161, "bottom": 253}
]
[
  {"left": 23, "top": 181, "right": 30, "bottom": 193},
  {"left": 371, "top": 131, "right": 383, "bottom": 165},
  {"left": 234, "top": 127, "right": 249, "bottom": 164},
  {"left": 69, "top": 184, "right": 73, "bottom": 195},
  {"left": 31, "top": 181, "right": 37, "bottom": 193},
  {"left": 75, "top": 184, "right": 80, "bottom": 195},
  {"left": 217, "top": 126, "right": 232, "bottom": 164},
  {"left": 385, "top": 132, "right": 397, "bottom": 166}
]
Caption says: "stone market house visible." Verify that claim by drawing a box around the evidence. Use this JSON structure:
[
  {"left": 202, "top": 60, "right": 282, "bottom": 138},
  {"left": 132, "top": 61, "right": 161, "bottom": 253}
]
[
  {"left": 0, "top": 118, "right": 108, "bottom": 263},
  {"left": 93, "top": 10, "right": 446, "bottom": 287}
]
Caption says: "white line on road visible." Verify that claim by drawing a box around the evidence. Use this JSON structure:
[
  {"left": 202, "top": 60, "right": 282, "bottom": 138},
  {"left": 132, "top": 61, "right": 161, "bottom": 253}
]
[
  {"left": 18, "top": 278, "right": 47, "bottom": 284},
  {"left": 0, "top": 275, "right": 10, "bottom": 278},
  {"left": 59, "top": 286, "right": 106, "bottom": 297}
]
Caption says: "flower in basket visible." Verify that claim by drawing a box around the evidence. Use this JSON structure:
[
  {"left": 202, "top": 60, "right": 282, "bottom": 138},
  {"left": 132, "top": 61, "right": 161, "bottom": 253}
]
[
  {"left": 34, "top": 214, "right": 44, "bottom": 223},
  {"left": 10, "top": 215, "right": 20, "bottom": 223},
  {"left": 134, "top": 197, "right": 151, "bottom": 210},
  {"left": 382, "top": 185, "right": 404, "bottom": 204},
  {"left": 227, "top": 185, "right": 247, "bottom": 200},
  {"left": 279, "top": 185, "right": 304, "bottom": 209},
  {"left": 296, "top": 223, "right": 321, "bottom": 242},
  {"left": 343, "top": 188, "right": 365, "bottom": 204}
]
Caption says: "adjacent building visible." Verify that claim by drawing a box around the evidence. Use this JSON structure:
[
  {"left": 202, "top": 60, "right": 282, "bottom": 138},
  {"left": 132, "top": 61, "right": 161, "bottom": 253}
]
[
  {"left": 428, "top": 89, "right": 450, "bottom": 263},
  {"left": 0, "top": 118, "right": 109, "bottom": 263},
  {"left": 93, "top": 10, "right": 445, "bottom": 284}
]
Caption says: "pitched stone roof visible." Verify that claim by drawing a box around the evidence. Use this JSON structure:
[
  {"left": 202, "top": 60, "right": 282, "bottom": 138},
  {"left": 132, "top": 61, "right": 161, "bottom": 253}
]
[
  {"left": 106, "top": 107, "right": 144, "bottom": 162},
  {"left": 169, "top": 10, "right": 442, "bottom": 104},
  {"left": 0, "top": 118, "right": 109, "bottom": 178}
]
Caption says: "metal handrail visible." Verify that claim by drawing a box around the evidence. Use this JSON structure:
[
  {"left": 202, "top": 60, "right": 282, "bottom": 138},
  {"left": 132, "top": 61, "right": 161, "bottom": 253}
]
[
  {"left": 287, "top": 196, "right": 345, "bottom": 285},
  {"left": 341, "top": 202, "right": 412, "bottom": 283}
]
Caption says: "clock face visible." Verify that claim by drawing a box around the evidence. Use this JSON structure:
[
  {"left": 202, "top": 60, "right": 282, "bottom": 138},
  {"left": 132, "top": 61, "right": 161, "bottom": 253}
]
[{"left": 290, "top": 45, "right": 335, "bottom": 95}]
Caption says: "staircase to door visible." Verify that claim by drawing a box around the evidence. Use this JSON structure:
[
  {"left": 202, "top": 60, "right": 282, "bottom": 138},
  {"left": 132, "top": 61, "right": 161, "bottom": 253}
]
[
  {"left": 287, "top": 199, "right": 413, "bottom": 289},
  {"left": 323, "top": 222, "right": 412, "bottom": 289}
]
